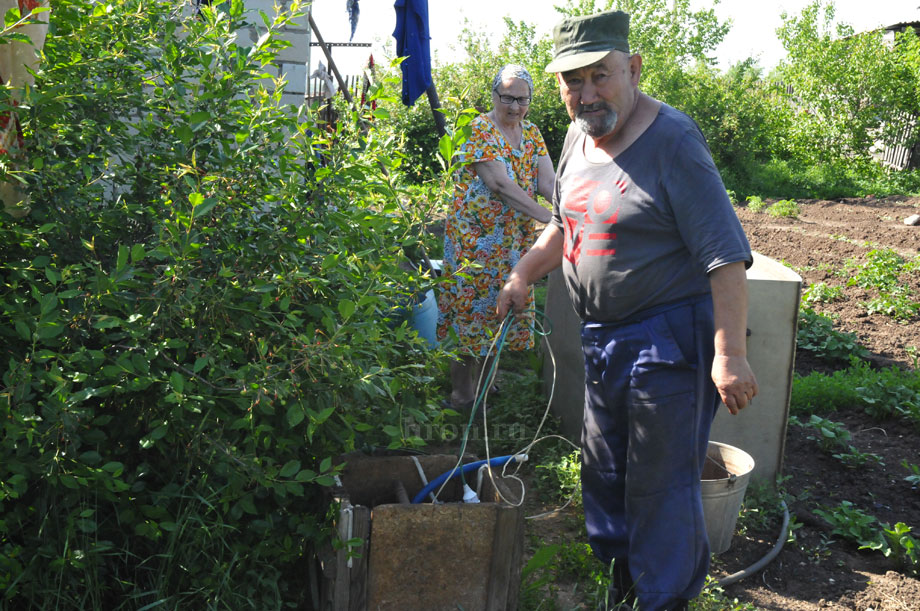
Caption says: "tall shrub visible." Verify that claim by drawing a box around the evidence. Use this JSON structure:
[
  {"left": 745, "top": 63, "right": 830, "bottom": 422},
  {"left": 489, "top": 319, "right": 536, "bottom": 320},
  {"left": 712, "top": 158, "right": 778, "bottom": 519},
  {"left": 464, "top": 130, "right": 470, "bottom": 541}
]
[
  {"left": 1, "top": 0, "right": 439, "bottom": 607},
  {"left": 776, "top": 0, "right": 920, "bottom": 165}
]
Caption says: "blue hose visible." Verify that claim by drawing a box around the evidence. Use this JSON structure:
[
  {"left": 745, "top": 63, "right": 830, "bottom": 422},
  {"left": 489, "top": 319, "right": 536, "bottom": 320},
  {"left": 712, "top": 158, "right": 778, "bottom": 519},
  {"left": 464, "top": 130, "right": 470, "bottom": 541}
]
[{"left": 411, "top": 455, "right": 526, "bottom": 504}]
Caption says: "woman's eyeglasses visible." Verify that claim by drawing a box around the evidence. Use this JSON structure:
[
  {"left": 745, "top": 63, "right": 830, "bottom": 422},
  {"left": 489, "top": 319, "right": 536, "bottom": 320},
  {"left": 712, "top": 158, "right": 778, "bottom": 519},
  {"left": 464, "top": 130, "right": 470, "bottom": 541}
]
[{"left": 496, "top": 94, "right": 531, "bottom": 106}]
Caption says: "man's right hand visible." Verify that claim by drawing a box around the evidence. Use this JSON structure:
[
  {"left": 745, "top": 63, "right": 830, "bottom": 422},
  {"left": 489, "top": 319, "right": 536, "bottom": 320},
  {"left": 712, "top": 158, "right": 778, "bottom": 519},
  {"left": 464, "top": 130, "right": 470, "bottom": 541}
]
[{"left": 497, "top": 273, "right": 529, "bottom": 319}]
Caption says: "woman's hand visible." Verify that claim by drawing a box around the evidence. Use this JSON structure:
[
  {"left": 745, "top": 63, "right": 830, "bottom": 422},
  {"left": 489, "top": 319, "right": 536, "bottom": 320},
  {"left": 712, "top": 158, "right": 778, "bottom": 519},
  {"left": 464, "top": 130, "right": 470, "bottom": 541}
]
[
  {"left": 474, "top": 160, "right": 552, "bottom": 222},
  {"left": 497, "top": 272, "right": 529, "bottom": 319}
]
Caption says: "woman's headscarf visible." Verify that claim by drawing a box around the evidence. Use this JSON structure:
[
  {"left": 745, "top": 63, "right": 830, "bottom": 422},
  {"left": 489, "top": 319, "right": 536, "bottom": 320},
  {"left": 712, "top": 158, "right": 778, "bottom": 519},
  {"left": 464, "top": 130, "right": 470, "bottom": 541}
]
[{"left": 491, "top": 64, "right": 534, "bottom": 98}]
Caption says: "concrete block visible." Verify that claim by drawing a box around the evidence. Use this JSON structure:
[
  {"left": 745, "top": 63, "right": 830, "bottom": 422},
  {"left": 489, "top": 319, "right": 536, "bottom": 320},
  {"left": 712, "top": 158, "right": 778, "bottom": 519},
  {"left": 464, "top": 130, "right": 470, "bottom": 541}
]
[
  {"left": 277, "top": 62, "right": 306, "bottom": 94},
  {"left": 327, "top": 453, "right": 524, "bottom": 611},
  {"left": 709, "top": 251, "right": 801, "bottom": 483},
  {"left": 276, "top": 29, "right": 310, "bottom": 63}
]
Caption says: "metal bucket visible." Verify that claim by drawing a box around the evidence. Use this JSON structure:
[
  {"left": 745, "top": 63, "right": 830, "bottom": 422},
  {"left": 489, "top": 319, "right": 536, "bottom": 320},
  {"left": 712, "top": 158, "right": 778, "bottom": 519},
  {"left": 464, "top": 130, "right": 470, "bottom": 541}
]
[{"left": 701, "top": 441, "right": 755, "bottom": 555}]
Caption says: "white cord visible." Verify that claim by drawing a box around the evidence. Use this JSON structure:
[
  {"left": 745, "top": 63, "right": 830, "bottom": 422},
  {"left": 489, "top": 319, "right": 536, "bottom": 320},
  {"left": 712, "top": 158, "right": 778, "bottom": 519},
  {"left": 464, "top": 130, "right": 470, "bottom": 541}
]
[
  {"left": 481, "top": 315, "right": 581, "bottom": 511},
  {"left": 411, "top": 455, "right": 438, "bottom": 503},
  {"left": 430, "top": 311, "right": 581, "bottom": 514},
  {"left": 429, "top": 325, "right": 508, "bottom": 504}
]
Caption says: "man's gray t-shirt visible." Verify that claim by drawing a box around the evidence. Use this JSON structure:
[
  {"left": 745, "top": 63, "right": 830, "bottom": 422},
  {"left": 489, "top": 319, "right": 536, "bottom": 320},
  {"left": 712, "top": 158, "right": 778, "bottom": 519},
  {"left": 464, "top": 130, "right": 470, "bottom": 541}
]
[{"left": 551, "top": 103, "right": 752, "bottom": 323}]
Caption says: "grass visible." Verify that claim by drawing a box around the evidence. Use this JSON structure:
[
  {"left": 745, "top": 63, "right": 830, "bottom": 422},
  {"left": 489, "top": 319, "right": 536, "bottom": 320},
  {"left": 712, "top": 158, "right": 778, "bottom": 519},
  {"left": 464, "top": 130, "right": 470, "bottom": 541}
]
[{"left": 791, "top": 357, "right": 920, "bottom": 428}]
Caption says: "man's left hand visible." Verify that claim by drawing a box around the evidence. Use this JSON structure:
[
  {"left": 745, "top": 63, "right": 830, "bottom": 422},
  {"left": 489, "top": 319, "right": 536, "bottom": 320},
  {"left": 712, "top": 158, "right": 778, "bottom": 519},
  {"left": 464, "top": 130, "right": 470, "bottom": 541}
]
[{"left": 712, "top": 355, "right": 758, "bottom": 415}]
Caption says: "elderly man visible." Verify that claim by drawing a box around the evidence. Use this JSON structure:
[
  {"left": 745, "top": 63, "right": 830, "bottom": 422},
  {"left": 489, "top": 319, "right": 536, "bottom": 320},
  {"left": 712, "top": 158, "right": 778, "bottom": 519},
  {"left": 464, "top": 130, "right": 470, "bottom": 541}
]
[{"left": 497, "top": 10, "right": 758, "bottom": 611}]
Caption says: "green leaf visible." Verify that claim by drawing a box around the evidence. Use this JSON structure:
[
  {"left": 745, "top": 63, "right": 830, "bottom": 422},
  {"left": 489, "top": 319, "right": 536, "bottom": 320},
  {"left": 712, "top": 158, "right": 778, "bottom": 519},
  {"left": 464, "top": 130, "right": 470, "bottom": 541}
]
[
  {"left": 169, "top": 371, "right": 184, "bottom": 394},
  {"left": 338, "top": 299, "right": 355, "bottom": 319},
  {"left": 192, "top": 197, "right": 218, "bottom": 218},
  {"left": 101, "top": 462, "right": 125, "bottom": 475},
  {"left": 295, "top": 469, "right": 317, "bottom": 482},
  {"left": 116, "top": 244, "right": 129, "bottom": 272},
  {"left": 189, "top": 192, "right": 204, "bottom": 207},
  {"left": 4, "top": 7, "right": 21, "bottom": 28},
  {"left": 79, "top": 451, "right": 102, "bottom": 465},
  {"left": 14, "top": 321, "right": 30, "bottom": 340},
  {"left": 319, "top": 456, "right": 332, "bottom": 473},
  {"left": 93, "top": 316, "right": 123, "bottom": 329},
  {"left": 313, "top": 406, "right": 335, "bottom": 425},
  {"left": 37, "top": 323, "right": 64, "bottom": 340},
  {"left": 40, "top": 292, "right": 57, "bottom": 315},
  {"left": 44, "top": 267, "right": 60, "bottom": 285},
  {"left": 175, "top": 124, "right": 193, "bottom": 146},
  {"left": 438, "top": 134, "right": 452, "bottom": 165},
  {"left": 189, "top": 110, "right": 211, "bottom": 127},
  {"left": 287, "top": 405, "right": 305, "bottom": 427},
  {"left": 130, "top": 244, "right": 146, "bottom": 262},
  {"left": 193, "top": 356, "right": 208, "bottom": 373},
  {"left": 280, "top": 460, "right": 301, "bottom": 478}
]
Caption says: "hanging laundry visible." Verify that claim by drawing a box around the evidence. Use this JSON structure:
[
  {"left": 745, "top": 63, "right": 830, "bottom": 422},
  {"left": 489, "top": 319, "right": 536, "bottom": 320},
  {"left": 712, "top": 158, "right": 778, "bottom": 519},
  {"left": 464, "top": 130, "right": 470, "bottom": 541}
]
[
  {"left": 392, "top": 0, "right": 432, "bottom": 107},
  {"left": 346, "top": 0, "right": 360, "bottom": 41},
  {"left": 310, "top": 62, "right": 337, "bottom": 100}
]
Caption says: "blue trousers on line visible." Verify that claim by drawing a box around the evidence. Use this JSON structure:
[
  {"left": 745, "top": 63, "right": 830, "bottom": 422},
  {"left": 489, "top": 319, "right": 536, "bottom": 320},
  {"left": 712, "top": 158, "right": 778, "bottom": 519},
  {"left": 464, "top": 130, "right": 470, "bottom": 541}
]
[{"left": 580, "top": 295, "right": 720, "bottom": 611}]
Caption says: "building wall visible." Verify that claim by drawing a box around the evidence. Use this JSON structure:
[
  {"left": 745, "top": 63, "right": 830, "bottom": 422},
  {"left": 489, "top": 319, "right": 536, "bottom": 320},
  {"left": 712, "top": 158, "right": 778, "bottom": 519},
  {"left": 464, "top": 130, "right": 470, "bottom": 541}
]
[{"left": 239, "top": 0, "right": 311, "bottom": 108}]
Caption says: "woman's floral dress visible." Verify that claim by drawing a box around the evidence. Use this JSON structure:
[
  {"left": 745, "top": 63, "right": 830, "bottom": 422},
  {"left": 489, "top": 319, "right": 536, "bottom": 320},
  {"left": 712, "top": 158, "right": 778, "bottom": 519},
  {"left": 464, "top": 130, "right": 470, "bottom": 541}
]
[{"left": 437, "top": 114, "right": 548, "bottom": 356}]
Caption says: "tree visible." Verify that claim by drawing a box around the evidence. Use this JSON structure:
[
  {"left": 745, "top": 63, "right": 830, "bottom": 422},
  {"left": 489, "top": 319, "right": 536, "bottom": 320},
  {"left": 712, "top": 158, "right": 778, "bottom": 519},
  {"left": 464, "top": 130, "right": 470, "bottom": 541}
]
[{"left": 776, "top": 0, "right": 920, "bottom": 165}]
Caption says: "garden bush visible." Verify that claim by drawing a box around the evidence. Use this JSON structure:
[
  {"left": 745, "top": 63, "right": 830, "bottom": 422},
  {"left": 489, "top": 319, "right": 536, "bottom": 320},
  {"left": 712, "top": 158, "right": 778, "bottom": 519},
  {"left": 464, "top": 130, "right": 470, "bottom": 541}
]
[{"left": 1, "top": 1, "right": 442, "bottom": 607}]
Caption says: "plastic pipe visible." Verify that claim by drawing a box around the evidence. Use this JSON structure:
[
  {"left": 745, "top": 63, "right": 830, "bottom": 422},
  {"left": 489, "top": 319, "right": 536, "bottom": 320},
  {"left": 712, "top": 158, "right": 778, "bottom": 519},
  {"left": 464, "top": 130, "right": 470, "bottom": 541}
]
[
  {"left": 718, "top": 500, "right": 790, "bottom": 587},
  {"left": 411, "top": 454, "right": 528, "bottom": 504}
]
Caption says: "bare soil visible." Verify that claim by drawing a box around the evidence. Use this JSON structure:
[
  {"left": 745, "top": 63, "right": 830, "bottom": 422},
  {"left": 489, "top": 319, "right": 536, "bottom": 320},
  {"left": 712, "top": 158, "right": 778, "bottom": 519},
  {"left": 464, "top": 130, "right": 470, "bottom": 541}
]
[
  {"left": 712, "top": 196, "right": 920, "bottom": 611},
  {"left": 521, "top": 196, "right": 920, "bottom": 610}
]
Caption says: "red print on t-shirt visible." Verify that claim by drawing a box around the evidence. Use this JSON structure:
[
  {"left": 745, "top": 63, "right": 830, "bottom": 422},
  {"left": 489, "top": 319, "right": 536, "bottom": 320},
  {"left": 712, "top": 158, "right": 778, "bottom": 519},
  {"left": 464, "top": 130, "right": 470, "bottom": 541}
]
[{"left": 562, "top": 176, "right": 621, "bottom": 266}]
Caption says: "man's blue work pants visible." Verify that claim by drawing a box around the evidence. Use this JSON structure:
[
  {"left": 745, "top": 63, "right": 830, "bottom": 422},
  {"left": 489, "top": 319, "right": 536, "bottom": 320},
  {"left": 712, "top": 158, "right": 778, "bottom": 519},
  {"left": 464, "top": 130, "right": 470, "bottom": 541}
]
[{"left": 580, "top": 295, "right": 720, "bottom": 611}]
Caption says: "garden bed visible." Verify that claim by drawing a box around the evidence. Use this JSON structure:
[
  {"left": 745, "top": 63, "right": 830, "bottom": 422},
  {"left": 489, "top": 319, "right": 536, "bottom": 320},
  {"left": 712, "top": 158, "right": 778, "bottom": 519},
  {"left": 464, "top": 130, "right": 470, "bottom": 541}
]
[{"left": 712, "top": 195, "right": 920, "bottom": 610}]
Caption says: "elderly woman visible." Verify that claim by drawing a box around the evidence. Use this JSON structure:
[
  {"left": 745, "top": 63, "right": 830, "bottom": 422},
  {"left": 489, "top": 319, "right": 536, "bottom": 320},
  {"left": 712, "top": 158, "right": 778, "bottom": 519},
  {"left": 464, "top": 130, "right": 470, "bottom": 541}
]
[{"left": 437, "top": 64, "right": 556, "bottom": 410}]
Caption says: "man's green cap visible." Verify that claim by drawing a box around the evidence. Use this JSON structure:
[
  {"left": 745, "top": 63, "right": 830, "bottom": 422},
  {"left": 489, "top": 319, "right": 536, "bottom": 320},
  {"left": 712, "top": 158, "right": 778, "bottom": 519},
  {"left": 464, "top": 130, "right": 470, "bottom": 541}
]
[{"left": 545, "top": 10, "right": 630, "bottom": 73}]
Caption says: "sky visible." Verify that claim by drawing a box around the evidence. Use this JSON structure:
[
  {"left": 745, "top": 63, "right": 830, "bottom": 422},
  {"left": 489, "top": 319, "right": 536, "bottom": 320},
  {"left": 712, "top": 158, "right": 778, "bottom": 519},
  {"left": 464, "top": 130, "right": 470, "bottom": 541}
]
[{"left": 306, "top": 0, "right": 919, "bottom": 76}]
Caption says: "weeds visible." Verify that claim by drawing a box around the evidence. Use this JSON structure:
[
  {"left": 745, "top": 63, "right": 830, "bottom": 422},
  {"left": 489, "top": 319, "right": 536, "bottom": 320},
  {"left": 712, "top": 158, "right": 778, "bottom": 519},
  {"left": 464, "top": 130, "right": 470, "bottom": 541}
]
[
  {"left": 843, "top": 249, "right": 920, "bottom": 321},
  {"left": 792, "top": 358, "right": 920, "bottom": 426},
  {"left": 802, "top": 282, "right": 844, "bottom": 305},
  {"left": 767, "top": 199, "right": 801, "bottom": 218},
  {"left": 535, "top": 449, "right": 582, "bottom": 505},
  {"left": 864, "top": 522, "right": 920, "bottom": 575},
  {"left": 692, "top": 577, "right": 757, "bottom": 610},
  {"left": 814, "top": 501, "right": 880, "bottom": 544},
  {"left": 796, "top": 309, "right": 869, "bottom": 364},
  {"left": 813, "top": 501, "right": 920, "bottom": 575},
  {"left": 745, "top": 195, "right": 767, "bottom": 212},
  {"left": 790, "top": 415, "right": 883, "bottom": 468},
  {"left": 865, "top": 292, "right": 920, "bottom": 321},
  {"left": 735, "top": 476, "right": 792, "bottom": 535},
  {"left": 796, "top": 414, "right": 851, "bottom": 452},
  {"left": 846, "top": 248, "right": 906, "bottom": 291},
  {"left": 904, "top": 461, "right": 920, "bottom": 489}
]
